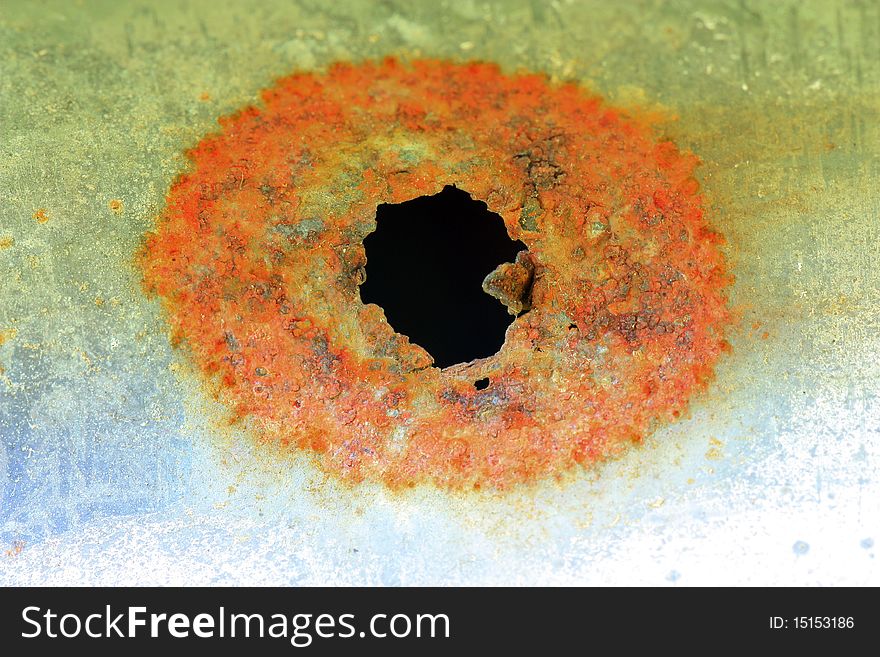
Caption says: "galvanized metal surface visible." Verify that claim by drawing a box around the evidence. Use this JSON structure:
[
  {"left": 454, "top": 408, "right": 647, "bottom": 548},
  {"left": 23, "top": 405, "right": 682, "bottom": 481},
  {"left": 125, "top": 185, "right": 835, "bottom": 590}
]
[{"left": 1, "top": 0, "right": 878, "bottom": 585}]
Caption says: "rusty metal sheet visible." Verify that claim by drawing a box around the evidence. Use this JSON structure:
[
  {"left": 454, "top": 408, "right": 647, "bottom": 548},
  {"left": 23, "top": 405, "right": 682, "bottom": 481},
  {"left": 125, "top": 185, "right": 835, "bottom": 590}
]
[{"left": 1, "top": 0, "right": 878, "bottom": 585}]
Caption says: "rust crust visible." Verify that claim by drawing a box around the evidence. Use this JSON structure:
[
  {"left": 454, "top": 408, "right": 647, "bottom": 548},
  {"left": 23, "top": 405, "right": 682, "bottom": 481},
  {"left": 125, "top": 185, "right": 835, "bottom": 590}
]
[
  {"left": 138, "top": 59, "right": 732, "bottom": 490},
  {"left": 483, "top": 250, "right": 535, "bottom": 316}
]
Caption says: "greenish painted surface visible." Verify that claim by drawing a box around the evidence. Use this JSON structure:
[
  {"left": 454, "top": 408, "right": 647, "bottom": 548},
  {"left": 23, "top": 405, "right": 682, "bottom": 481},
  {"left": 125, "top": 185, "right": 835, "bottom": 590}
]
[{"left": 1, "top": 0, "right": 878, "bottom": 584}]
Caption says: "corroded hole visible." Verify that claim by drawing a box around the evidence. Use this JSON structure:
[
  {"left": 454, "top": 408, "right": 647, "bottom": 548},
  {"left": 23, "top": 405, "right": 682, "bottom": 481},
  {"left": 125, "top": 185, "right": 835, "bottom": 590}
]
[{"left": 359, "top": 185, "right": 526, "bottom": 368}]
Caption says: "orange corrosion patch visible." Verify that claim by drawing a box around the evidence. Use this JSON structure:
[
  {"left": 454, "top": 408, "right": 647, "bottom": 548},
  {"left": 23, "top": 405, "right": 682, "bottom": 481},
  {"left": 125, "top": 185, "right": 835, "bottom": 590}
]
[
  {"left": 0, "top": 328, "right": 17, "bottom": 347},
  {"left": 139, "top": 59, "right": 731, "bottom": 490},
  {"left": 4, "top": 540, "right": 25, "bottom": 558},
  {"left": 108, "top": 199, "right": 124, "bottom": 214},
  {"left": 33, "top": 208, "right": 49, "bottom": 224}
]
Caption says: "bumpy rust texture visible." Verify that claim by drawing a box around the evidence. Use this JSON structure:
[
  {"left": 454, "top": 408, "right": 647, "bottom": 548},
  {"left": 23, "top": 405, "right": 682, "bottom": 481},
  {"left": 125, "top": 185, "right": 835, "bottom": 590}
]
[
  {"left": 139, "top": 58, "right": 731, "bottom": 490},
  {"left": 483, "top": 251, "right": 535, "bottom": 316}
]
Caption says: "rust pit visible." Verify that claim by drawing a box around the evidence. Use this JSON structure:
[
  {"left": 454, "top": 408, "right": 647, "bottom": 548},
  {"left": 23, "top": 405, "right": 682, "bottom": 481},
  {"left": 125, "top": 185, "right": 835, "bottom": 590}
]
[{"left": 139, "top": 58, "right": 732, "bottom": 490}]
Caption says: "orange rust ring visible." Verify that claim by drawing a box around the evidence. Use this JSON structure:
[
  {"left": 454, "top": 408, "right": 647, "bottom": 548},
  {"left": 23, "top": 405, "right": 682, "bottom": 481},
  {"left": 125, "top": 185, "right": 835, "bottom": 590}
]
[{"left": 140, "top": 59, "right": 731, "bottom": 490}]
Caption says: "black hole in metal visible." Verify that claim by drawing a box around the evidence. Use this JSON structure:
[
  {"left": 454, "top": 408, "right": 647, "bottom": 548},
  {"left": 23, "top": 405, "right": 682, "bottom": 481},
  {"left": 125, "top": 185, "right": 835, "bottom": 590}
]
[
  {"left": 474, "top": 377, "right": 490, "bottom": 390},
  {"left": 359, "top": 185, "right": 525, "bottom": 369}
]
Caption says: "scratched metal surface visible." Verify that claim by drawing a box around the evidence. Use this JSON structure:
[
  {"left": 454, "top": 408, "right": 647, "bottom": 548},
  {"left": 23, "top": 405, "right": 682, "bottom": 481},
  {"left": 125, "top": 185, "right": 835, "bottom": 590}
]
[{"left": 1, "top": 0, "right": 878, "bottom": 585}]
